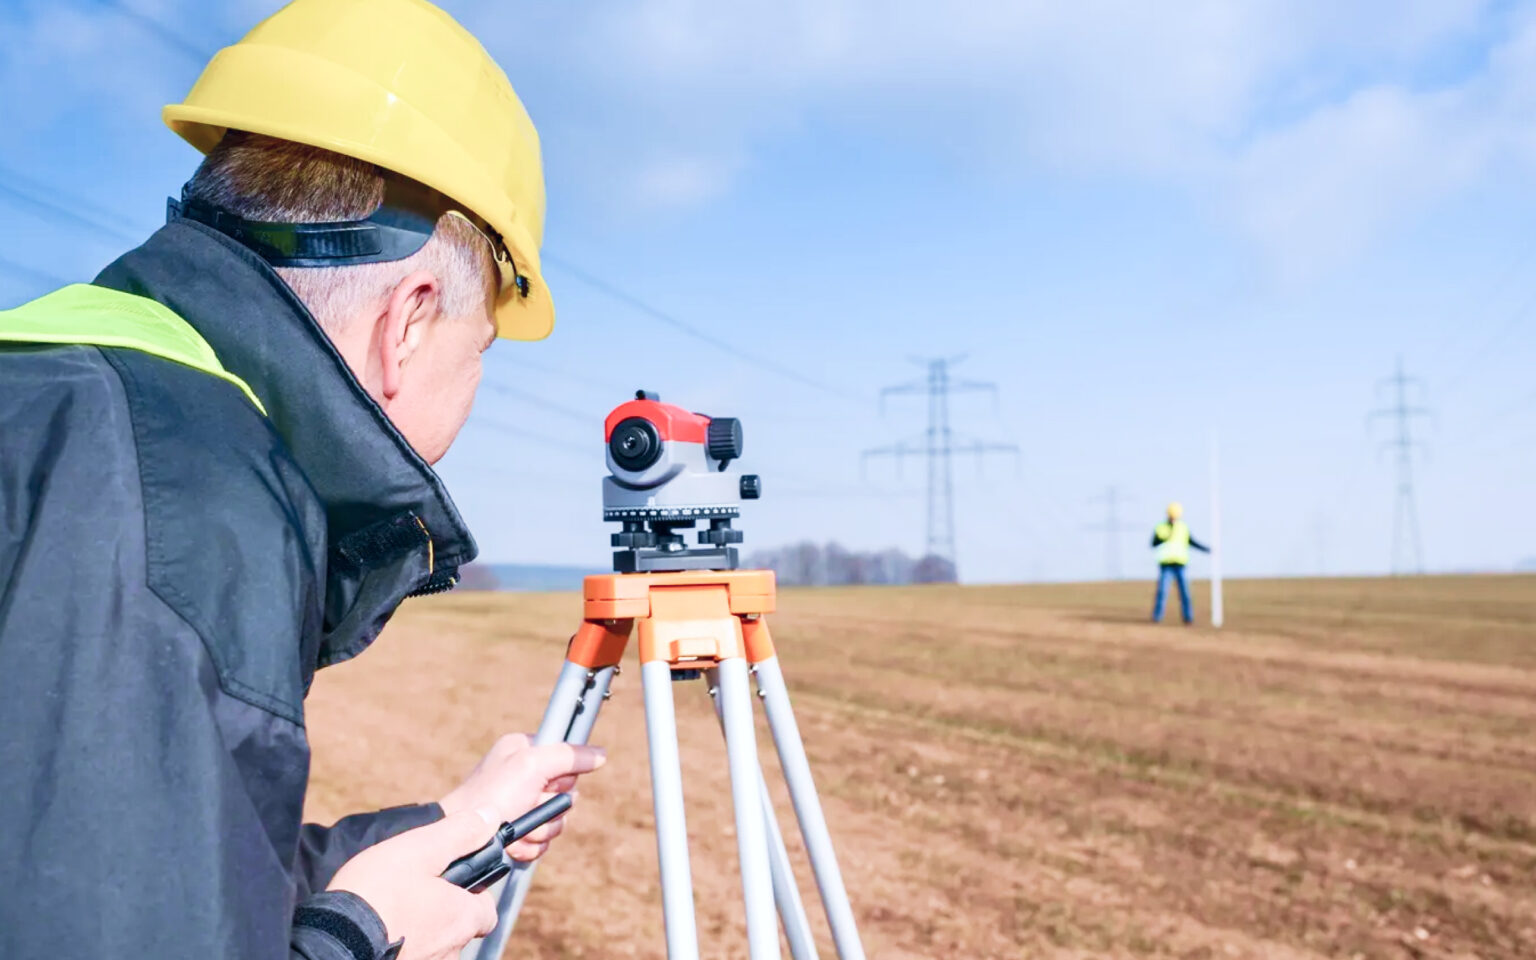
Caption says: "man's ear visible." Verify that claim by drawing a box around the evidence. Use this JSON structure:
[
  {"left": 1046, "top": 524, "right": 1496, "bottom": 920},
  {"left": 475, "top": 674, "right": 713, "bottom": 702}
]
[{"left": 378, "top": 270, "right": 442, "bottom": 402}]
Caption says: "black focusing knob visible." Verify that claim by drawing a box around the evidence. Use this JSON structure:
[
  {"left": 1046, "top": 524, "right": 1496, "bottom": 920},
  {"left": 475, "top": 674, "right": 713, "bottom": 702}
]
[
  {"left": 610, "top": 417, "right": 663, "bottom": 472},
  {"left": 740, "top": 475, "right": 761, "bottom": 500},
  {"left": 706, "top": 417, "right": 744, "bottom": 464}
]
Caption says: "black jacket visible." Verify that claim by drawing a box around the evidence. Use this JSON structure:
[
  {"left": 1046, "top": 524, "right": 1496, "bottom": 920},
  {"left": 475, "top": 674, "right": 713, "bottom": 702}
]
[{"left": 0, "top": 220, "right": 479, "bottom": 959}]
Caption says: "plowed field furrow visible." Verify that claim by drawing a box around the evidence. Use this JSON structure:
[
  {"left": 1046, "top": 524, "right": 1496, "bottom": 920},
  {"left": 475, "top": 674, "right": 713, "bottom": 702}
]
[
  {"left": 305, "top": 574, "right": 1536, "bottom": 959},
  {"left": 797, "top": 636, "right": 1536, "bottom": 773}
]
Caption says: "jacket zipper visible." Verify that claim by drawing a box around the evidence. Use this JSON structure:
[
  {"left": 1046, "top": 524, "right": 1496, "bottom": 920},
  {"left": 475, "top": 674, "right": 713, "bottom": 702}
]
[
  {"left": 406, "top": 515, "right": 458, "bottom": 596},
  {"left": 408, "top": 569, "right": 460, "bottom": 597}
]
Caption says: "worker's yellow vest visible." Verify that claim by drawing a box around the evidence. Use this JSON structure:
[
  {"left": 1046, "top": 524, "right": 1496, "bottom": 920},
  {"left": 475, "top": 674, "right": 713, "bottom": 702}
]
[
  {"left": 1155, "top": 520, "right": 1191, "bottom": 566},
  {"left": 0, "top": 283, "right": 264, "bottom": 413}
]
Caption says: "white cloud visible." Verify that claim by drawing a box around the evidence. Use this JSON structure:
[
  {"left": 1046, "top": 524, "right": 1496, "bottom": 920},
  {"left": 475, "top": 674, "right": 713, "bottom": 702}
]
[
  {"left": 469, "top": 0, "right": 1520, "bottom": 278},
  {"left": 1217, "top": 6, "right": 1536, "bottom": 279},
  {"left": 0, "top": 1, "right": 272, "bottom": 140},
  {"left": 553, "top": 0, "right": 1493, "bottom": 171},
  {"left": 0, "top": 4, "right": 167, "bottom": 133},
  {"left": 6, "top": 0, "right": 1526, "bottom": 281},
  {"left": 1223, "top": 86, "right": 1479, "bottom": 279},
  {"left": 632, "top": 153, "right": 738, "bottom": 208}
]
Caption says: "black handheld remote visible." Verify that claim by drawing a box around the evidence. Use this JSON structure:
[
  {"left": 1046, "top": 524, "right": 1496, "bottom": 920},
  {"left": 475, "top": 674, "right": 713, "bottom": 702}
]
[{"left": 440, "top": 793, "right": 574, "bottom": 892}]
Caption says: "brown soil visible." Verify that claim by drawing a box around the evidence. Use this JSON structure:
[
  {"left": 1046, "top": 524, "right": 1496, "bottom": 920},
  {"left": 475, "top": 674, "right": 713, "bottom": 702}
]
[{"left": 305, "top": 575, "right": 1536, "bottom": 959}]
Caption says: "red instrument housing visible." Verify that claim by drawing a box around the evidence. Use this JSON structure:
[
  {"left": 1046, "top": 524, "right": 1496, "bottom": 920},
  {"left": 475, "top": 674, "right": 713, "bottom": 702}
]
[{"left": 604, "top": 398, "right": 709, "bottom": 443}]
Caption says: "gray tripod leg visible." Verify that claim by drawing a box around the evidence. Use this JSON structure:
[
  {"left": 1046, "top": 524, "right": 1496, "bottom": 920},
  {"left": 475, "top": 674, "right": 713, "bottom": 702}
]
[
  {"left": 707, "top": 672, "right": 820, "bottom": 960},
  {"left": 642, "top": 660, "right": 701, "bottom": 959},
  {"left": 466, "top": 661, "right": 614, "bottom": 960},
  {"left": 753, "top": 657, "right": 865, "bottom": 960},
  {"left": 716, "top": 657, "right": 783, "bottom": 960}
]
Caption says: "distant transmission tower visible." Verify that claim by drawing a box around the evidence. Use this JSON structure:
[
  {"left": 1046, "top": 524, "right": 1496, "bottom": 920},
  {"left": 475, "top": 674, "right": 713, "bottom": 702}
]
[
  {"left": 1085, "top": 486, "right": 1138, "bottom": 580},
  {"left": 862, "top": 356, "right": 1019, "bottom": 577},
  {"left": 1370, "top": 356, "right": 1431, "bottom": 575}
]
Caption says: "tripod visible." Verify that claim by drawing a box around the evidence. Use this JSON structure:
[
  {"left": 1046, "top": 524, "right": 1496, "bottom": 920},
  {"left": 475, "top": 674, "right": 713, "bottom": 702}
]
[{"left": 465, "top": 569, "right": 865, "bottom": 960}]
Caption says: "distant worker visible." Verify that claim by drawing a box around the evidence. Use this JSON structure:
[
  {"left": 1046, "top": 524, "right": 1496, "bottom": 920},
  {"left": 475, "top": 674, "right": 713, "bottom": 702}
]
[{"left": 1150, "top": 502, "right": 1211, "bottom": 624}]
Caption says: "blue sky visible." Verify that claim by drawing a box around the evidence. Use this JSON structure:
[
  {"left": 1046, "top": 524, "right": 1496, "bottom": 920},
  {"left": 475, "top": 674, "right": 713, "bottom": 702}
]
[{"left": 2, "top": 0, "right": 1533, "bottom": 582}]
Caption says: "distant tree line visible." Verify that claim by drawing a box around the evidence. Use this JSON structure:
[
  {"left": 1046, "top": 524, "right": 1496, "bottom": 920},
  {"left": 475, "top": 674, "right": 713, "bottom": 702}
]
[
  {"left": 744, "top": 541, "right": 957, "bottom": 586},
  {"left": 452, "top": 547, "right": 958, "bottom": 591}
]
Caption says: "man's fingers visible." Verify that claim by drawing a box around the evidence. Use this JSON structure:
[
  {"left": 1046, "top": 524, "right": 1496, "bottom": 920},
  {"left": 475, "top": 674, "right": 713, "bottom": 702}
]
[
  {"left": 440, "top": 886, "right": 499, "bottom": 947},
  {"left": 547, "top": 774, "right": 580, "bottom": 793},
  {"left": 518, "top": 814, "right": 566, "bottom": 846},
  {"left": 526, "top": 743, "right": 606, "bottom": 783},
  {"left": 507, "top": 838, "right": 551, "bottom": 862},
  {"left": 492, "top": 732, "right": 533, "bottom": 757},
  {"left": 503, "top": 788, "right": 571, "bottom": 846},
  {"left": 470, "top": 890, "right": 500, "bottom": 937},
  {"left": 397, "top": 810, "right": 498, "bottom": 873}
]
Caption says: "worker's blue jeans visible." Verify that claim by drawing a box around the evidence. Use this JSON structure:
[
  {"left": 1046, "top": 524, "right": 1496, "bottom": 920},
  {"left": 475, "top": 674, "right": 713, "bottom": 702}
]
[{"left": 1152, "top": 563, "right": 1193, "bottom": 623}]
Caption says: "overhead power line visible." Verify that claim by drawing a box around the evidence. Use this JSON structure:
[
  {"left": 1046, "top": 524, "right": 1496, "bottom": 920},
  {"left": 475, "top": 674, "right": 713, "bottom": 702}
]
[
  {"left": 464, "top": 412, "right": 594, "bottom": 458},
  {"left": 21, "top": 7, "right": 859, "bottom": 408},
  {"left": 1437, "top": 290, "right": 1534, "bottom": 402},
  {"left": 1422, "top": 237, "right": 1536, "bottom": 365},
  {"left": 1484, "top": 386, "right": 1536, "bottom": 426},
  {"left": 770, "top": 485, "right": 922, "bottom": 501},
  {"left": 1449, "top": 384, "right": 1536, "bottom": 452},
  {"left": 490, "top": 354, "right": 623, "bottom": 397},
  {"left": 0, "top": 165, "right": 854, "bottom": 408},
  {"left": 0, "top": 256, "right": 71, "bottom": 290},
  {"left": 90, "top": 0, "right": 210, "bottom": 63},
  {"left": 542, "top": 254, "right": 860, "bottom": 402},
  {"left": 0, "top": 162, "right": 145, "bottom": 224},
  {"left": 478, "top": 379, "right": 596, "bottom": 425},
  {"left": 0, "top": 176, "right": 140, "bottom": 246},
  {"left": 0, "top": 163, "right": 145, "bottom": 233}
]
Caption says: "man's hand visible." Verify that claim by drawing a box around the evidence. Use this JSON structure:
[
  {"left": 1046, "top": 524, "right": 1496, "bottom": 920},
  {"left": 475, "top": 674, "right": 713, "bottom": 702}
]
[
  {"left": 439, "top": 734, "right": 607, "bottom": 861},
  {"left": 327, "top": 811, "right": 501, "bottom": 960}
]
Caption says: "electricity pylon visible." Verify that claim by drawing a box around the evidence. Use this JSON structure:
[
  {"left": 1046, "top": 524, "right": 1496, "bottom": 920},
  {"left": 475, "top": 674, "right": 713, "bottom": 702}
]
[
  {"left": 1370, "top": 356, "right": 1431, "bottom": 575},
  {"left": 1085, "top": 486, "right": 1137, "bottom": 580},
  {"left": 862, "top": 356, "right": 1018, "bottom": 578}
]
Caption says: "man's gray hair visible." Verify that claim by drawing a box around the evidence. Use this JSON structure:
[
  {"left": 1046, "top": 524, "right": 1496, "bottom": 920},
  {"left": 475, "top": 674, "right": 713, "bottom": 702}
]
[{"left": 184, "top": 132, "right": 494, "bottom": 333}]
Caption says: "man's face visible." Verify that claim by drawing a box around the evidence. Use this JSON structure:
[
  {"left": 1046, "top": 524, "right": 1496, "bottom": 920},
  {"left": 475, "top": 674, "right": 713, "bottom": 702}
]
[
  {"left": 385, "top": 299, "right": 496, "bottom": 465},
  {"left": 327, "top": 269, "right": 497, "bottom": 466}
]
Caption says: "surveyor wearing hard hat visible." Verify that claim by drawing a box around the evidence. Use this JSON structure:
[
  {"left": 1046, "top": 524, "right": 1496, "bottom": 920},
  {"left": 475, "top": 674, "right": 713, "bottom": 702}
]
[
  {"left": 1149, "top": 502, "right": 1211, "bottom": 624},
  {"left": 0, "top": 3, "right": 605, "bottom": 959}
]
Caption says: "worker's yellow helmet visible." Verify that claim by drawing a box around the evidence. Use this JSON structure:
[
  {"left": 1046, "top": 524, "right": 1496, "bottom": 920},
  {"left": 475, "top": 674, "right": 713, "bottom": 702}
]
[
  {"left": 162, "top": 0, "right": 552, "bottom": 341},
  {"left": 1167, "top": 502, "right": 1183, "bottom": 520}
]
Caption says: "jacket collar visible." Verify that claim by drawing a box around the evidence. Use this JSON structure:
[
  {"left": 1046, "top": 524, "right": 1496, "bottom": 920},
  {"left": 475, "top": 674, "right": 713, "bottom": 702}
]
[{"left": 94, "top": 219, "right": 477, "bottom": 665}]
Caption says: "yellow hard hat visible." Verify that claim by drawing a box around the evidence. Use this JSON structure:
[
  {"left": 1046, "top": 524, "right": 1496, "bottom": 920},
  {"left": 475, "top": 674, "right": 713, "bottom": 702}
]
[
  {"left": 162, "top": 0, "right": 552, "bottom": 341},
  {"left": 1167, "top": 502, "right": 1183, "bottom": 520}
]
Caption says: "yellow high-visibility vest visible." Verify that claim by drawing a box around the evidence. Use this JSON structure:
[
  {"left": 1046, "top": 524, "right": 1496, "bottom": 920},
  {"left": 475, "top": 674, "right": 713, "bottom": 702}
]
[
  {"left": 0, "top": 283, "right": 264, "bottom": 413},
  {"left": 1155, "top": 520, "right": 1191, "bottom": 565}
]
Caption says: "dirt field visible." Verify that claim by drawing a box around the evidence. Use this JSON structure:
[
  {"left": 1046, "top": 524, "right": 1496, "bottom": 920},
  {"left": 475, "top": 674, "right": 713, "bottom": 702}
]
[{"left": 305, "top": 574, "right": 1536, "bottom": 959}]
